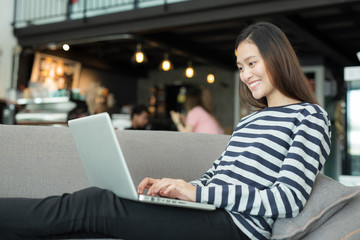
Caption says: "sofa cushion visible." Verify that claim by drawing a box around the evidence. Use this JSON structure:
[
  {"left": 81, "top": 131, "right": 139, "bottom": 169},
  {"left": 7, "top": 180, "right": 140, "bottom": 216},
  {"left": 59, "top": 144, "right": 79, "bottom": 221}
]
[
  {"left": 301, "top": 194, "right": 360, "bottom": 240},
  {"left": 271, "top": 174, "right": 360, "bottom": 240}
]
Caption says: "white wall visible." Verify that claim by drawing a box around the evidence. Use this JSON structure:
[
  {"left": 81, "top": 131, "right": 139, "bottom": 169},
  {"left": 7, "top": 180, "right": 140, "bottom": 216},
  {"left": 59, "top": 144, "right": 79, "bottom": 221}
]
[{"left": 0, "top": 0, "right": 17, "bottom": 99}]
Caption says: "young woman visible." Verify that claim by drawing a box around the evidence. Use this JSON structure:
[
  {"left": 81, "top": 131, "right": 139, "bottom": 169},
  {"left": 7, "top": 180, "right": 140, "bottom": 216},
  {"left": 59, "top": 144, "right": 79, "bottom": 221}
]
[
  {"left": 170, "top": 86, "right": 224, "bottom": 134},
  {"left": 0, "top": 22, "right": 331, "bottom": 240}
]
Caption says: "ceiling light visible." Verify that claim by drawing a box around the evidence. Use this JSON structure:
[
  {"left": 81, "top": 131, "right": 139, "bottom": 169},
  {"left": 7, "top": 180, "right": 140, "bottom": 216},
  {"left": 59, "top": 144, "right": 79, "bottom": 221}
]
[
  {"left": 162, "top": 60, "right": 171, "bottom": 71},
  {"left": 185, "top": 62, "right": 194, "bottom": 78},
  {"left": 135, "top": 51, "right": 144, "bottom": 63},
  {"left": 357, "top": 51, "right": 360, "bottom": 62},
  {"left": 160, "top": 53, "right": 173, "bottom": 71},
  {"left": 47, "top": 43, "right": 57, "bottom": 50},
  {"left": 132, "top": 43, "right": 147, "bottom": 64},
  {"left": 207, "top": 73, "right": 215, "bottom": 84},
  {"left": 62, "top": 44, "right": 70, "bottom": 51}
]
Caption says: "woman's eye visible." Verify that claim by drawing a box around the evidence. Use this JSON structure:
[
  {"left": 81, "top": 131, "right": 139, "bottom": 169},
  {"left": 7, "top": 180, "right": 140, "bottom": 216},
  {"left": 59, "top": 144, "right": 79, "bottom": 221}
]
[
  {"left": 238, "top": 66, "right": 243, "bottom": 71},
  {"left": 249, "top": 61, "right": 256, "bottom": 67}
]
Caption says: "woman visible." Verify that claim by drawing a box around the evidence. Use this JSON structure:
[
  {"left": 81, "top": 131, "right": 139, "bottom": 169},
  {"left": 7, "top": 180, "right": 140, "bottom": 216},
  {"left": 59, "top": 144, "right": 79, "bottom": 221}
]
[
  {"left": 170, "top": 86, "right": 224, "bottom": 134},
  {"left": 0, "top": 22, "right": 331, "bottom": 240}
]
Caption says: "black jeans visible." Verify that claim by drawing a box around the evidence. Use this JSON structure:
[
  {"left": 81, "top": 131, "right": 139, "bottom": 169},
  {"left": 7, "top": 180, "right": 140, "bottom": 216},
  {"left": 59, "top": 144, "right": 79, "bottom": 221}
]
[{"left": 0, "top": 187, "right": 250, "bottom": 240}]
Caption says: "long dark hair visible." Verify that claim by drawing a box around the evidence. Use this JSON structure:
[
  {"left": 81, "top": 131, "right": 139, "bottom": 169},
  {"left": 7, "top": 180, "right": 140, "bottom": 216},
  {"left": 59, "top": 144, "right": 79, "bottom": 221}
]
[
  {"left": 184, "top": 86, "right": 203, "bottom": 113},
  {"left": 235, "top": 22, "right": 318, "bottom": 109}
]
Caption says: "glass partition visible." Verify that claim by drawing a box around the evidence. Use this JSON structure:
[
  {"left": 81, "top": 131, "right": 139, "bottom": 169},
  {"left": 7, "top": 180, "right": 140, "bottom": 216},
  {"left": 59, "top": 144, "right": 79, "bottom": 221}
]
[{"left": 346, "top": 80, "right": 360, "bottom": 175}]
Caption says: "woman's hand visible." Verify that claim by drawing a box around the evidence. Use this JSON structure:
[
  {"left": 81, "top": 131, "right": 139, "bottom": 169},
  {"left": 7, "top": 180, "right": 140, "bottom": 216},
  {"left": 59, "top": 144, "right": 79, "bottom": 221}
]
[
  {"left": 170, "top": 111, "right": 181, "bottom": 125},
  {"left": 137, "top": 177, "right": 196, "bottom": 202},
  {"left": 170, "top": 111, "right": 193, "bottom": 132},
  {"left": 137, "top": 177, "right": 159, "bottom": 195}
]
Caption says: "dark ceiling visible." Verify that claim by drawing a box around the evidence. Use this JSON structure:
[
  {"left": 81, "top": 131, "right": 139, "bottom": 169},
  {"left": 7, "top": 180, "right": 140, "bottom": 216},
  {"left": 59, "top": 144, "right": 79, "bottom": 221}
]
[{"left": 15, "top": 0, "right": 360, "bottom": 82}]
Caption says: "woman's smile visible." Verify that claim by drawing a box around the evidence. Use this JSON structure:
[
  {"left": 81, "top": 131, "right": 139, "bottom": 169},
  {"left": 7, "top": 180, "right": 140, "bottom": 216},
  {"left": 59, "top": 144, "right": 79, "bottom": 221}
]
[{"left": 249, "top": 80, "right": 261, "bottom": 90}]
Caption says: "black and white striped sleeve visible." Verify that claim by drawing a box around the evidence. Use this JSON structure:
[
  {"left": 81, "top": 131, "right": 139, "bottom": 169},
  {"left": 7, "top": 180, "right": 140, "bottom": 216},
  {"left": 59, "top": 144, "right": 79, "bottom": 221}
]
[{"left": 195, "top": 111, "right": 331, "bottom": 219}]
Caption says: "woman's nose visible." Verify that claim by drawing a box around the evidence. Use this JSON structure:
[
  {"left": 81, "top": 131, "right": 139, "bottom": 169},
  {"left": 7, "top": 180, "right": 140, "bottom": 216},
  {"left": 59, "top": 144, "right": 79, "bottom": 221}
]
[{"left": 240, "top": 67, "right": 252, "bottom": 82}]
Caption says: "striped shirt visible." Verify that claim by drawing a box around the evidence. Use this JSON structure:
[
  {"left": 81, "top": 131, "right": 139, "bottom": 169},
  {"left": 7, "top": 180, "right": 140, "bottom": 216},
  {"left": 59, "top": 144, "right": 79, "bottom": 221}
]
[{"left": 190, "top": 103, "right": 331, "bottom": 240}]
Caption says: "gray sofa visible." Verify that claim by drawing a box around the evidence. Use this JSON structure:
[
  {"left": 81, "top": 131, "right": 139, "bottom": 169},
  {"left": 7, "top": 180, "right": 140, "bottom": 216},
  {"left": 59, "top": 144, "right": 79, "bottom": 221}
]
[{"left": 0, "top": 123, "right": 359, "bottom": 239}]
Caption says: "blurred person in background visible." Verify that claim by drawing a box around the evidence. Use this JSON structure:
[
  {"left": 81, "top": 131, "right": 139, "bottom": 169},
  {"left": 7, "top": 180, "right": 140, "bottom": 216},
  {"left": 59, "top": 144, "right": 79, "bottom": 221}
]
[
  {"left": 170, "top": 86, "right": 224, "bottom": 134},
  {"left": 127, "top": 104, "right": 150, "bottom": 130}
]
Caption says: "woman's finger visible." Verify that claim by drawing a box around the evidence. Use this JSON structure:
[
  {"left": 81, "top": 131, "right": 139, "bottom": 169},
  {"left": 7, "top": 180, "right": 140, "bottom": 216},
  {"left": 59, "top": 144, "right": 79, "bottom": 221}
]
[
  {"left": 137, "top": 177, "right": 157, "bottom": 194},
  {"left": 148, "top": 178, "right": 172, "bottom": 196}
]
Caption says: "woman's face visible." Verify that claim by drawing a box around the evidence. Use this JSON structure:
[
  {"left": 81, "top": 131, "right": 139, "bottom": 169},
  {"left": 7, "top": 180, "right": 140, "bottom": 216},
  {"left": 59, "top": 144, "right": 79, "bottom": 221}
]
[{"left": 236, "top": 41, "right": 282, "bottom": 106}]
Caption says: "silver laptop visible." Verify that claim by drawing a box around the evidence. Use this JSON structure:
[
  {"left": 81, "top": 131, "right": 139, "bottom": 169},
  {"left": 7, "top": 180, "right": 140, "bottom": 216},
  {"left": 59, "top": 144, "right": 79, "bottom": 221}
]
[{"left": 68, "top": 112, "right": 215, "bottom": 211}]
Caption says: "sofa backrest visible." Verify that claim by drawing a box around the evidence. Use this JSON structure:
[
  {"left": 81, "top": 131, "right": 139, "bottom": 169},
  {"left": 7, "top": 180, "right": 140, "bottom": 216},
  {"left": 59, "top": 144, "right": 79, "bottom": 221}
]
[
  {"left": 0, "top": 124, "right": 230, "bottom": 198},
  {"left": 0, "top": 124, "right": 89, "bottom": 198},
  {"left": 118, "top": 130, "right": 230, "bottom": 186}
]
